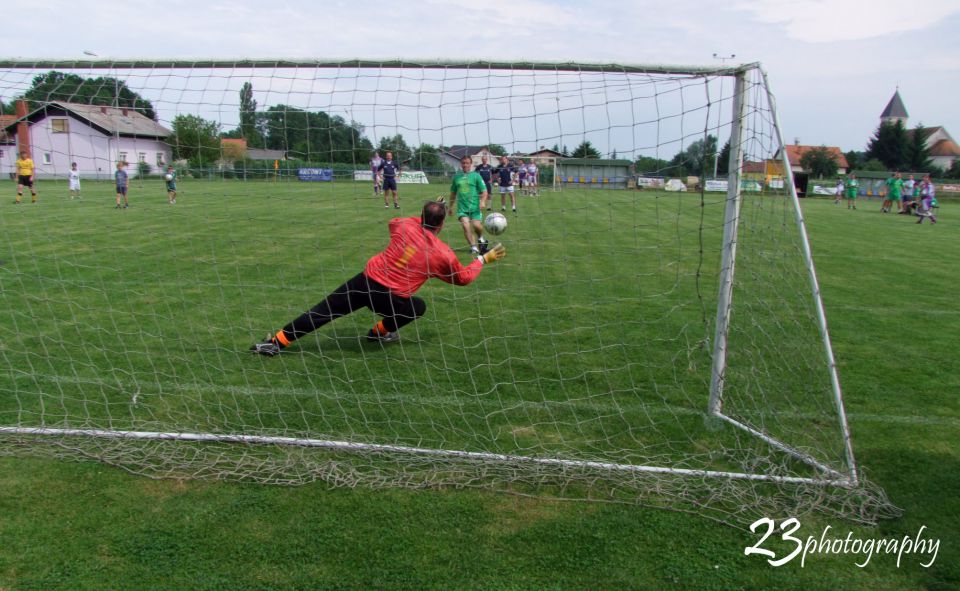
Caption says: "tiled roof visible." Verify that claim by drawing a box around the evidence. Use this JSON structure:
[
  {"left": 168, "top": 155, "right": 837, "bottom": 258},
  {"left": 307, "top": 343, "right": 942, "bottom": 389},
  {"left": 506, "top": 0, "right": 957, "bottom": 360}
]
[
  {"left": 929, "top": 139, "right": 960, "bottom": 157},
  {"left": 50, "top": 102, "right": 171, "bottom": 138},
  {"left": 783, "top": 145, "right": 850, "bottom": 169}
]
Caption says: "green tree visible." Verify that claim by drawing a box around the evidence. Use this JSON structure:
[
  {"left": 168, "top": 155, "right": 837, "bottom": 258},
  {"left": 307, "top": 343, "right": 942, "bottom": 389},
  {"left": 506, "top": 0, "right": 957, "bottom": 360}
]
[
  {"left": 844, "top": 150, "right": 863, "bottom": 171},
  {"left": 943, "top": 160, "right": 960, "bottom": 179},
  {"left": 263, "top": 105, "right": 372, "bottom": 163},
  {"left": 799, "top": 146, "right": 839, "bottom": 179},
  {"left": 861, "top": 158, "right": 887, "bottom": 172},
  {"left": 905, "top": 124, "right": 933, "bottom": 172},
  {"left": 238, "top": 82, "right": 263, "bottom": 148},
  {"left": 866, "top": 120, "right": 908, "bottom": 170},
  {"left": 634, "top": 155, "right": 671, "bottom": 175},
  {"left": 376, "top": 134, "right": 414, "bottom": 163},
  {"left": 571, "top": 140, "right": 601, "bottom": 159},
  {"left": 562, "top": 145, "right": 570, "bottom": 157},
  {"left": 486, "top": 143, "right": 508, "bottom": 157},
  {"left": 21, "top": 71, "right": 157, "bottom": 120},
  {"left": 411, "top": 143, "right": 444, "bottom": 171},
  {"left": 669, "top": 135, "right": 717, "bottom": 177},
  {"left": 717, "top": 140, "right": 731, "bottom": 176},
  {"left": 169, "top": 114, "right": 221, "bottom": 165}
]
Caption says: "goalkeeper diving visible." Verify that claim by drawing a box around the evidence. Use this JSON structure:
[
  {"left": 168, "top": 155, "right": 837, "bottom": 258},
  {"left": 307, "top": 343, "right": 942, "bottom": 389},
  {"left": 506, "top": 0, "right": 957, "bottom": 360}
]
[{"left": 251, "top": 199, "right": 506, "bottom": 355}]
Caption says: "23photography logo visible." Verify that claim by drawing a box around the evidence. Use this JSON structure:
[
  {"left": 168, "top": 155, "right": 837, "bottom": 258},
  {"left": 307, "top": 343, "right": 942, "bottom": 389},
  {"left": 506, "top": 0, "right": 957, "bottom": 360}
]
[{"left": 744, "top": 518, "right": 940, "bottom": 568}]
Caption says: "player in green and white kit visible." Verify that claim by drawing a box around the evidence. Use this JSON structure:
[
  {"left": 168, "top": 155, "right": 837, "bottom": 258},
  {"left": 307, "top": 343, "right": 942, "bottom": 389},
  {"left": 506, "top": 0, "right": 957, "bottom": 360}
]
[
  {"left": 845, "top": 173, "right": 859, "bottom": 209},
  {"left": 882, "top": 171, "right": 903, "bottom": 213},
  {"left": 448, "top": 155, "right": 490, "bottom": 255}
]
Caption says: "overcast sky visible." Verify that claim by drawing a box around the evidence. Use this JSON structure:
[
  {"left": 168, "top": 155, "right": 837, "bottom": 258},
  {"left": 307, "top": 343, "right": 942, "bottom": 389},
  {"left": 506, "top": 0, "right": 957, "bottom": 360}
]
[{"left": 5, "top": 0, "right": 959, "bottom": 154}]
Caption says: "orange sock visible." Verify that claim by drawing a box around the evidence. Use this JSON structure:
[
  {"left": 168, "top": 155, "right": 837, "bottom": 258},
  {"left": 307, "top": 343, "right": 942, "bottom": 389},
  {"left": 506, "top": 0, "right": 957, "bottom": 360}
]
[
  {"left": 372, "top": 321, "right": 388, "bottom": 336},
  {"left": 274, "top": 330, "right": 291, "bottom": 347}
]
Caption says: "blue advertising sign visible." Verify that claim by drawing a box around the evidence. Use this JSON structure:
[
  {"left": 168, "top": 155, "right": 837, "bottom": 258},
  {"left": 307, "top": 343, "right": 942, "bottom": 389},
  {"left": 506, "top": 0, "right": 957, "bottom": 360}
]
[{"left": 297, "top": 168, "right": 333, "bottom": 181}]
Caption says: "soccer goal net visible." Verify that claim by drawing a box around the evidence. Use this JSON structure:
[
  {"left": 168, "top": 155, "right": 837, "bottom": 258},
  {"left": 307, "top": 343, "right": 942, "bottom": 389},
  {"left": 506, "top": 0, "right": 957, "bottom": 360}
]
[{"left": 0, "top": 59, "right": 896, "bottom": 525}]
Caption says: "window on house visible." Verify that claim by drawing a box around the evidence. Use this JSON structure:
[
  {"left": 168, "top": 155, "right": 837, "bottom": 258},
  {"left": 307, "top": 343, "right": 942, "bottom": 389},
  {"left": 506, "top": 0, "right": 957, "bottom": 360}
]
[
  {"left": 156, "top": 152, "right": 165, "bottom": 166},
  {"left": 118, "top": 152, "right": 128, "bottom": 164},
  {"left": 43, "top": 152, "right": 52, "bottom": 164},
  {"left": 51, "top": 119, "right": 69, "bottom": 133},
  {"left": 139, "top": 152, "right": 146, "bottom": 163}
]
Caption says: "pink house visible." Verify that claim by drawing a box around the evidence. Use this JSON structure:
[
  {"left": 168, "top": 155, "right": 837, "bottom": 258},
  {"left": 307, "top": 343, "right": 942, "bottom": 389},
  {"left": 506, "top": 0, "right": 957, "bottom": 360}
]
[{"left": 2, "top": 101, "right": 172, "bottom": 180}]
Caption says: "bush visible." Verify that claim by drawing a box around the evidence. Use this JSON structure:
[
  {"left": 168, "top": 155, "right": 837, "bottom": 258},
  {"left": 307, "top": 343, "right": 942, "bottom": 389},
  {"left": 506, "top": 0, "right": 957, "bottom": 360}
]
[{"left": 137, "top": 161, "right": 152, "bottom": 179}]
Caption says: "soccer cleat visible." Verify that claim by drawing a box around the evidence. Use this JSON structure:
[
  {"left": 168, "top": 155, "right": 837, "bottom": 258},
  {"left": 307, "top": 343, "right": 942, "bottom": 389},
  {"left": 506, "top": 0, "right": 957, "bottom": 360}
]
[
  {"left": 394, "top": 204, "right": 400, "bottom": 209},
  {"left": 250, "top": 336, "right": 282, "bottom": 356},
  {"left": 366, "top": 329, "right": 400, "bottom": 343}
]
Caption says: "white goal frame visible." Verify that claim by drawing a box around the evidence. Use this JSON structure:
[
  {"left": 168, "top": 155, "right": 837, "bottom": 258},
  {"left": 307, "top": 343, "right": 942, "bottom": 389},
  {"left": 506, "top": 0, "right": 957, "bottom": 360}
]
[{"left": 0, "top": 58, "right": 859, "bottom": 490}]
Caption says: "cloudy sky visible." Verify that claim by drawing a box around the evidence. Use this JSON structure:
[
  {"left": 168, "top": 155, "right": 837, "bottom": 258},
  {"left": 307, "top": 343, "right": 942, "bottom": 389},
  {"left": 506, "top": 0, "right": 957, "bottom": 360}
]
[{"left": 5, "top": 0, "right": 959, "bottom": 155}]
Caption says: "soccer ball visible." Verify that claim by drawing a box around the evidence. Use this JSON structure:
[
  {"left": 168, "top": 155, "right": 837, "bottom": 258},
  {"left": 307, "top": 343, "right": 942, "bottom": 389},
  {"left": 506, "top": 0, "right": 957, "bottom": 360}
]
[
  {"left": 164, "top": 173, "right": 174, "bottom": 181},
  {"left": 484, "top": 212, "right": 508, "bottom": 235}
]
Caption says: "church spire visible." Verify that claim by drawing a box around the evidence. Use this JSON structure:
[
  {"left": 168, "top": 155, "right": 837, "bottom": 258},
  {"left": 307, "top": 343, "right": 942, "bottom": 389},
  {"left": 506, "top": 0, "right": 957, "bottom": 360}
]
[{"left": 880, "top": 90, "right": 908, "bottom": 126}]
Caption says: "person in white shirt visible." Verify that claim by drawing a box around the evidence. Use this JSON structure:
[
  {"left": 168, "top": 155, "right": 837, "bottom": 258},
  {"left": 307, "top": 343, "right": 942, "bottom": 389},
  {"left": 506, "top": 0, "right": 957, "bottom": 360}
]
[
  {"left": 68, "top": 162, "right": 81, "bottom": 199},
  {"left": 525, "top": 161, "right": 538, "bottom": 196}
]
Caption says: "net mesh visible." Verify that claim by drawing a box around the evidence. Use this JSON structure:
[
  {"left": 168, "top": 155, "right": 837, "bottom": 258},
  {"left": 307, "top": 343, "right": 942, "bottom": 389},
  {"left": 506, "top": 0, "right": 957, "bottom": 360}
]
[{"left": 0, "top": 60, "right": 897, "bottom": 525}]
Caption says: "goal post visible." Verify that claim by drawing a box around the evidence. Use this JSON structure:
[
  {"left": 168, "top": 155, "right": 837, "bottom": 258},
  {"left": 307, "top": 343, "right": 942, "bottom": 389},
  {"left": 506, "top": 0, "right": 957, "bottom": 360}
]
[{"left": 0, "top": 59, "right": 895, "bottom": 525}]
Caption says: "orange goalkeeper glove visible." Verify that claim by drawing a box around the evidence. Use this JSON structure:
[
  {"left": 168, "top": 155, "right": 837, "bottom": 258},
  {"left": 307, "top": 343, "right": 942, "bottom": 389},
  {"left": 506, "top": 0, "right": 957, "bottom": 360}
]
[{"left": 478, "top": 243, "right": 506, "bottom": 264}]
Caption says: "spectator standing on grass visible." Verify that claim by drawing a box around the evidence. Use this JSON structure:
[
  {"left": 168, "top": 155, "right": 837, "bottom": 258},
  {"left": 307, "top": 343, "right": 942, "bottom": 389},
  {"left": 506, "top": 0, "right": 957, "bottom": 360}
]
[
  {"left": 370, "top": 151, "right": 383, "bottom": 197},
  {"left": 834, "top": 178, "right": 844, "bottom": 204},
  {"left": 475, "top": 155, "right": 494, "bottom": 210}
]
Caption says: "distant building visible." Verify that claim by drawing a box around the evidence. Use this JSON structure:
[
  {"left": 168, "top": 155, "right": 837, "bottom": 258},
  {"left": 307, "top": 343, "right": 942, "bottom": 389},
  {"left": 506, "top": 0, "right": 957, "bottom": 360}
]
[
  {"left": 879, "top": 90, "right": 959, "bottom": 170},
  {"left": 776, "top": 144, "right": 850, "bottom": 175},
  {"left": 440, "top": 145, "right": 502, "bottom": 170},
  {"left": 1, "top": 100, "right": 172, "bottom": 179},
  {"left": 556, "top": 158, "right": 633, "bottom": 189}
]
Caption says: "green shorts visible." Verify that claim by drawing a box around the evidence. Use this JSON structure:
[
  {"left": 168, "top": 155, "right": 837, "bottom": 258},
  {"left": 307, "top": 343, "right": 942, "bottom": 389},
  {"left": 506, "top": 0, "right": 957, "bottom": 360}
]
[
  {"left": 458, "top": 208, "right": 482, "bottom": 222},
  {"left": 845, "top": 192, "right": 857, "bottom": 199}
]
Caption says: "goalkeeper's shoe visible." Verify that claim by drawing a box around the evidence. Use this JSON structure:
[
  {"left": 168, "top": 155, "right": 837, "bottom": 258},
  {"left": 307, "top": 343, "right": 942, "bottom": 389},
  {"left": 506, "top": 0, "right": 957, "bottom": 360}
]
[
  {"left": 477, "top": 236, "right": 490, "bottom": 255},
  {"left": 250, "top": 335, "right": 282, "bottom": 356},
  {"left": 366, "top": 329, "right": 400, "bottom": 343}
]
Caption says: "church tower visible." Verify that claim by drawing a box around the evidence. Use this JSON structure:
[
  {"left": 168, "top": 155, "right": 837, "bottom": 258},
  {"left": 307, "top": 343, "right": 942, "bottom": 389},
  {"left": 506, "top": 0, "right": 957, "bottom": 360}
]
[{"left": 880, "top": 90, "right": 908, "bottom": 126}]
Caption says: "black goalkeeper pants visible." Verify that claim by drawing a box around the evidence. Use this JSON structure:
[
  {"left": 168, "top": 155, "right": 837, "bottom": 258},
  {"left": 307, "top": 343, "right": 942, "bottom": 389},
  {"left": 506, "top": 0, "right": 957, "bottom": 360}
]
[{"left": 279, "top": 272, "right": 426, "bottom": 343}]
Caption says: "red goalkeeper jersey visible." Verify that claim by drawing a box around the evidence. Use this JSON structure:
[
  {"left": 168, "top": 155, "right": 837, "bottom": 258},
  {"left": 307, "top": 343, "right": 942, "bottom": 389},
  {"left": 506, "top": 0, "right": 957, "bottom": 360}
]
[{"left": 364, "top": 217, "right": 484, "bottom": 297}]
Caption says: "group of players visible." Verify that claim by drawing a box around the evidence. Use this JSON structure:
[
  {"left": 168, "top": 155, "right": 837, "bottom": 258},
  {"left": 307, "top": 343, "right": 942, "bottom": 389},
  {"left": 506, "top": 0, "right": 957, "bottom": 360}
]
[
  {"left": 12, "top": 150, "right": 179, "bottom": 208},
  {"left": 368, "top": 151, "right": 540, "bottom": 212},
  {"left": 834, "top": 171, "right": 938, "bottom": 224}
]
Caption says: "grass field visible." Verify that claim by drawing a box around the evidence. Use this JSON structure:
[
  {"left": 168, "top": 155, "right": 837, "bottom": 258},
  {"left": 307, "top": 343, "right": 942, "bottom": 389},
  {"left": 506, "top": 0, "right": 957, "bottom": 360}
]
[{"left": 0, "top": 178, "right": 957, "bottom": 590}]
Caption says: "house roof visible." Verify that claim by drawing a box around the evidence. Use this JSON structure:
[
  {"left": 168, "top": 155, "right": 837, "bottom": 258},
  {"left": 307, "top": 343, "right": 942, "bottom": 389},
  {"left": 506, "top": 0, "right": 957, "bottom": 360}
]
[
  {"left": 557, "top": 158, "right": 632, "bottom": 166},
  {"left": 880, "top": 90, "right": 908, "bottom": 120},
  {"left": 2, "top": 101, "right": 170, "bottom": 139},
  {"left": 443, "top": 145, "right": 495, "bottom": 159},
  {"left": 246, "top": 148, "right": 287, "bottom": 161},
  {"left": 783, "top": 145, "right": 849, "bottom": 169},
  {"left": 526, "top": 148, "right": 564, "bottom": 158},
  {"left": 929, "top": 139, "right": 960, "bottom": 157},
  {"left": 221, "top": 138, "right": 248, "bottom": 149}
]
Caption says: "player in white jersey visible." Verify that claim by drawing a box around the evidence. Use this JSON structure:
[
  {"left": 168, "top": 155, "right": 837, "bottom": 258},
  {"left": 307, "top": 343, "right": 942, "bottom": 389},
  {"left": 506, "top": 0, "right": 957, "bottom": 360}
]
[
  {"left": 525, "top": 161, "right": 539, "bottom": 196},
  {"left": 68, "top": 162, "right": 81, "bottom": 199}
]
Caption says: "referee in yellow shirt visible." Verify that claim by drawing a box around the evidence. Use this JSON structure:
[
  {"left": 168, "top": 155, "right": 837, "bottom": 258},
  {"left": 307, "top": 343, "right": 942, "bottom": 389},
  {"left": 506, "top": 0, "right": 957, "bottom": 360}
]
[{"left": 15, "top": 151, "right": 38, "bottom": 204}]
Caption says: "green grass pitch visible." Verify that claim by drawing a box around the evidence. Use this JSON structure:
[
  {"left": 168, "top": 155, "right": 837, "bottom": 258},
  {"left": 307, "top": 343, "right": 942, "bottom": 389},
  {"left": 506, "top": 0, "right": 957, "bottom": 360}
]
[{"left": 0, "top": 178, "right": 957, "bottom": 590}]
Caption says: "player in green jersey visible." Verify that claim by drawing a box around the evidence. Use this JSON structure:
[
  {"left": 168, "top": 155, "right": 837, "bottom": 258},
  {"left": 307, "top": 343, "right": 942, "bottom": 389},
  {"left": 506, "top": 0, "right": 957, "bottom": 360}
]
[
  {"left": 845, "top": 174, "right": 859, "bottom": 209},
  {"left": 448, "top": 155, "right": 490, "bottom": 255}
]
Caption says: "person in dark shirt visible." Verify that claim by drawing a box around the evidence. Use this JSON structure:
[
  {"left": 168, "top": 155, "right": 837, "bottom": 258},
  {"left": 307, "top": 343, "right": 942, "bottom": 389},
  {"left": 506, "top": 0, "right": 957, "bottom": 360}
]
[
  {"left": 493, "top": 156, "right": 517, "bottom": 212},
  {"left": 475, "top": 155, "right": 494, "bottom": 210},
  {"left": 378, "top": 151, "right": 401, "bottom": 209}
]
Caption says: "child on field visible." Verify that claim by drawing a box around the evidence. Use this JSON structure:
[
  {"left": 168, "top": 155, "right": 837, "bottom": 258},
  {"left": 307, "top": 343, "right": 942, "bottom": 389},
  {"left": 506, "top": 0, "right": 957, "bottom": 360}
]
[
  {"left": 165, "top": 165, "right": 177, "bottom": 204},
  {"left": 115, "top": 162, "right": 129, "bottom": 209},
  {"left": 68, "top": 162, "right": 81, "bottom": 199}
]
